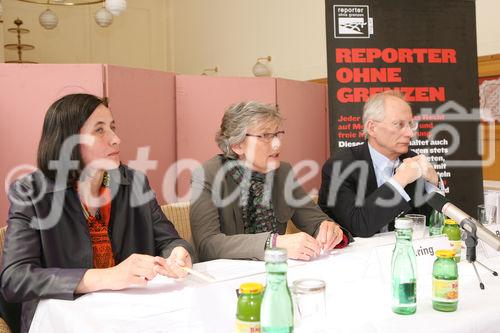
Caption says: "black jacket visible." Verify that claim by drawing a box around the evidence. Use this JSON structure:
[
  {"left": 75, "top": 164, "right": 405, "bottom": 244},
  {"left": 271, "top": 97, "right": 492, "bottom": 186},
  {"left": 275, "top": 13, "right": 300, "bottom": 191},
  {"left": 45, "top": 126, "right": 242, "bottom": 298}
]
[
  {"left": 318, "top": 143, "right": 433, "bottom": 237},
  {"left": 0, "top": 165, "right": 195, "bottom": 332}
]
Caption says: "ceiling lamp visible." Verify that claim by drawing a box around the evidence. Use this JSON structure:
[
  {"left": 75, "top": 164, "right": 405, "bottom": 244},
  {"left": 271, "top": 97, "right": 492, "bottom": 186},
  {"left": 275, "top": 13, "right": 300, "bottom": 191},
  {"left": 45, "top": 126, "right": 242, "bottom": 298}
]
[
  {"left": 18, "top": 0, "right": 127, "bottom": 29},
  {"left": 94, "top": 6, "right": 113, "bottom": 27},
  {"left": 39, "top": 8, "right": 58, "bottom": 29},
  {"left": 105, "top": 0, "right": 126, "bottom": 16}
]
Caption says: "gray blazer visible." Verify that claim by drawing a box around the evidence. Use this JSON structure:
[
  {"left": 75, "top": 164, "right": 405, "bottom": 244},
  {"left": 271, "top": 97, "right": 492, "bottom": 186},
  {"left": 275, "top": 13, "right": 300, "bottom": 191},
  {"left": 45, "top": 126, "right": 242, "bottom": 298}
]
[{"left": 190, "top": 155, "right": 332, "bottom": 261}]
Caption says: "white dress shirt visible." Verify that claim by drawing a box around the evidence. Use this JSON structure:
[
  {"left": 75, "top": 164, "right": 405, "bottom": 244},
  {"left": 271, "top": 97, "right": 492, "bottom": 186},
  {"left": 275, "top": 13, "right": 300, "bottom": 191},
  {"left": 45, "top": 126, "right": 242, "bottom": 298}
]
[{"left": 368, "top": 143, "right": 444, "bottom": 232}]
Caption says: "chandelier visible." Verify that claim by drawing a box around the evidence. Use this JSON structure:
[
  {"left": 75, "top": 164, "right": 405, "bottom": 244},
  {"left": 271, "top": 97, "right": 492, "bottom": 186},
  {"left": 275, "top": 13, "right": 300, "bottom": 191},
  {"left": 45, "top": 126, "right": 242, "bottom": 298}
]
[
  {"left": 17, "top": 0, "right": 127, "bottom": 29},
  {"left": 4, "top": 18, "right": 37, "bottom": 63}
]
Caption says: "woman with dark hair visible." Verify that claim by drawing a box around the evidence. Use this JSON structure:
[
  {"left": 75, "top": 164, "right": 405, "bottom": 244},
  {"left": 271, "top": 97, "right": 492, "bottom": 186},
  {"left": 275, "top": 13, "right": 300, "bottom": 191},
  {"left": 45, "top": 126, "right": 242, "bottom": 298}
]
[{"left": 0, "top": 94, "right": 195, "bottom": 332}]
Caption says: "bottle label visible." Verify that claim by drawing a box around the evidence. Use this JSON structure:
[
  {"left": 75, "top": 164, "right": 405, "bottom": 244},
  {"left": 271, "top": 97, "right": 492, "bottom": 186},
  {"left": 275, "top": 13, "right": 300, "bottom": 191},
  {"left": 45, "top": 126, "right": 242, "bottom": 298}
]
[
  {"left": 450, "top": 240, "right": 461, "bottom": 259},
  {"left": 236, "top": 319, "right": 261, "bottom": 333},
  {"left": 432, "top": 278, "right": 458, "bottom": 303},
  {"left": 393, "top": 281, "right": 416, "bottom": 305}
]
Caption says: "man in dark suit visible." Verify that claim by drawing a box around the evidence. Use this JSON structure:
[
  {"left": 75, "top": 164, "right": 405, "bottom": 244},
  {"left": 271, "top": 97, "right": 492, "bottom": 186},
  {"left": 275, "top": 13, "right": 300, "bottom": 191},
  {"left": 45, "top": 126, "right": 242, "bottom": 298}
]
[{"left": 319, "top": 90, "right": 442, "bottom": 237}]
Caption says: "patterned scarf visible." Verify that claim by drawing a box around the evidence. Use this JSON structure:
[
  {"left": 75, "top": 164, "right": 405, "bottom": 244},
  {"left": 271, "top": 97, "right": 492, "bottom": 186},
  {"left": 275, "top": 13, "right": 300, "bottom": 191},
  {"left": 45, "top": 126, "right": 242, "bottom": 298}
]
[
  {"left": 78, "top": 172, "right": 116, "bottom": 269},
  {"left": 228, "top": 162, "right": 278, "bottom": 234}
]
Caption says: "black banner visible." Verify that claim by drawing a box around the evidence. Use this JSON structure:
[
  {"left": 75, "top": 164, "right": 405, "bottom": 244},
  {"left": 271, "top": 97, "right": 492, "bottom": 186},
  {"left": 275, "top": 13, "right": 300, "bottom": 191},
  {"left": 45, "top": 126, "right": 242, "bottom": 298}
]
[{"left": 325, "top": 0, "right": 483, "bottom": 216}]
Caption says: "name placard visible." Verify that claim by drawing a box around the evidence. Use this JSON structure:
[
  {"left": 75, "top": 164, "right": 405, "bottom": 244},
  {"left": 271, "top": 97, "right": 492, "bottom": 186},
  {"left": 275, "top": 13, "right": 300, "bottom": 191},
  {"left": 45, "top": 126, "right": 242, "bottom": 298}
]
[
  {"left": 413, "top": 236, "right": 452, "bottom": 272},
  {"left": 479, "top": 224, "right": 500, "bottom": 258}
]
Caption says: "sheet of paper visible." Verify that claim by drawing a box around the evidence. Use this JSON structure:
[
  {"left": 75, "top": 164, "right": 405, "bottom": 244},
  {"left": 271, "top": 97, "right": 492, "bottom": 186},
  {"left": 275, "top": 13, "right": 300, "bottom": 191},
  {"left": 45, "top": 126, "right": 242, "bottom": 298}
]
[
  {"left": 484, "top": 189, "right": 500, "bottom": 223},
  {"left": 193, "top": 259, "right": 266, "bottom": 282}
]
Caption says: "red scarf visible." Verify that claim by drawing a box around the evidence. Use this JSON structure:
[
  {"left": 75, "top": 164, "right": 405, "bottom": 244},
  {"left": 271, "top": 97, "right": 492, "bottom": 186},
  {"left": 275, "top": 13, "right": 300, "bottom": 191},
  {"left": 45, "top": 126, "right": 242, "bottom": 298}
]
[{"left": 80, "top": 183, "right": 115, "bottom": 269}]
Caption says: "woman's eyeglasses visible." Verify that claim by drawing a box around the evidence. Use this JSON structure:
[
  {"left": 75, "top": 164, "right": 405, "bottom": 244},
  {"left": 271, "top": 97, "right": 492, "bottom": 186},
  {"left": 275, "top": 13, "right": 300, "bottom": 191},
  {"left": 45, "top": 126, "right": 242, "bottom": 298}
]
[{"left": 246, "top": 131, "right": 285, "bottom": 142}]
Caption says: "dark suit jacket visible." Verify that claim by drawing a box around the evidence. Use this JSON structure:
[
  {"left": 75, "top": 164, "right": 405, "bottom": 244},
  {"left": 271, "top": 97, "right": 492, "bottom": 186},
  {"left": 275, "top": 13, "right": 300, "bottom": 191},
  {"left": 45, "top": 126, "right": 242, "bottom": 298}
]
[
  {"left": 190, "top": 155, "right": 350, "bottom": 262},
  {"left": 318, "top": 143, "right": 433, "bottom": 238},
  {"left": 0, "top": 165, "right": 195, "bottom": 333}
]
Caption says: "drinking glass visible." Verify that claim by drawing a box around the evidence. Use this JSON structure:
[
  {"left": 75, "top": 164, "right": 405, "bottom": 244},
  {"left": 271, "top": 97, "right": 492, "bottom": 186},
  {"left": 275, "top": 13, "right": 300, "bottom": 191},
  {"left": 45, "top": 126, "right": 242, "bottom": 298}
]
[
  {"left": 292, "top": 279, "right": 326, "bottom": 333},
  {"left": 478, "top": 204, "right": 497, "bottom": 225},
  {"left": 404, "top": 214, "right": 427, "bottom": 239}
]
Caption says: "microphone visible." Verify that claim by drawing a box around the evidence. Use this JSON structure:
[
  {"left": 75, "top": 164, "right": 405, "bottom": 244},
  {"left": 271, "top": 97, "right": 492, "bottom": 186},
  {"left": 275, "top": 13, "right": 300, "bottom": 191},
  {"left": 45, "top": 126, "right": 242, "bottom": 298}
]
[{"left": 427, "top": 192, "right": 500, "bottom": 251}]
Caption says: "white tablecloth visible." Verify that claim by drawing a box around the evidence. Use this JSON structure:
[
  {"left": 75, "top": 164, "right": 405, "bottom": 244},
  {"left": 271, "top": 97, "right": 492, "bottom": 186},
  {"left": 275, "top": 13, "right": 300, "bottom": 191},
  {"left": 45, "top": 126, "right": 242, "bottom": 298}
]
[{"left": 29, "top": 233, "right": 500, "bottom": 333}]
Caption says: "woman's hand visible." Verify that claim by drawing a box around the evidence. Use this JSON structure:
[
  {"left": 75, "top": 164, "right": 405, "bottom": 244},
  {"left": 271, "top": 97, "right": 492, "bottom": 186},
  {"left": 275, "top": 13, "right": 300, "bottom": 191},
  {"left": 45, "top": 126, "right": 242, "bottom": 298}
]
[
  {"left": 275, "top": 232, "right": 321, "bottom": 261},
  {"left": 154, "top": 246, "right": 193, "bottom": 279},
  {"left": 76, "top": 253, "right": 157, "bottom": 293},
  {"left": 315, "top": 220, "right": 344, "bottom": 251},
  {"left": 105, "top": 253, "right": 157, "bottom": 290}
]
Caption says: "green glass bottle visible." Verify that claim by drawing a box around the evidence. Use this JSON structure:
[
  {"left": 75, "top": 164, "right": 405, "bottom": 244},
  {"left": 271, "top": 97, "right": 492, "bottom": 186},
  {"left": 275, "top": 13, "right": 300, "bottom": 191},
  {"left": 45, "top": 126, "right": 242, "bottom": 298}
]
[
  {"left": 391, "top": 217, "right": 417, "bottom": 315},
  {"left": 260, "top": 248, "right": 293, "bottom": 333},
  {"left": 429, "top": 209, "right": 445, "bottom": 236},
  {"left": 442, "top": 219, "right": 461, "bottom": 263},
  {"left": 236, "top": 282, "right": 263, "bottom": 333},
  {"left": 432, "top": 249, "right": 458, "bottom": 312}
]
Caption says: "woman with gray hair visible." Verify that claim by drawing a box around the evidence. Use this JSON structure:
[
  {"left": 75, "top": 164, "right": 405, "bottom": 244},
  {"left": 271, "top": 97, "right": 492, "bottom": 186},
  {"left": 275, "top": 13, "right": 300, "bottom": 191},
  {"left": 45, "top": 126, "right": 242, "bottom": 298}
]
[{"left": 190, "top": 101, "right": 350, "bottom": 261}]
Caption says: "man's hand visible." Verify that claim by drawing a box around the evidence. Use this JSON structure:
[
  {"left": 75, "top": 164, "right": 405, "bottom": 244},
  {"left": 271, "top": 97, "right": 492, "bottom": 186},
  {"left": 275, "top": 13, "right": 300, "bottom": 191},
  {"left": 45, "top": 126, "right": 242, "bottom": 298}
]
[
  {"left": 414, "top": 154, "right": 439, "bottom": 186},
  {"left": 393, "top": 157, "right": 423, "bottom": 187}
]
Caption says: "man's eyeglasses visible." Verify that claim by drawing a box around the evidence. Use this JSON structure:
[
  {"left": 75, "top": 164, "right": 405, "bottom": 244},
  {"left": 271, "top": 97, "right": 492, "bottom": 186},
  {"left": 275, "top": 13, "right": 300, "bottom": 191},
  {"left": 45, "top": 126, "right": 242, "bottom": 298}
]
[
  {"left": 246, "top": 130, "right": 285, "bottom": 142},
  {"left": 374, "top": 120, "right": 419, "bottom": 132}
]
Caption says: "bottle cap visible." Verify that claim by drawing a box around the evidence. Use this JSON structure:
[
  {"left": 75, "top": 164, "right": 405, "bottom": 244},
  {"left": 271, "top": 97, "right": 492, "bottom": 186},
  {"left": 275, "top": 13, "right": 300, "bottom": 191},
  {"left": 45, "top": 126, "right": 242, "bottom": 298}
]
[
  {"left": 395, "top": 217, "right": 413, "bottom": 229},
  {"left": 264, "top": 248, "right": 288, "bottom": 263},
  {"left": 239, "top": 282, "right": 263, "bottom": 294},
  {"left": 436, "top": 249, "right": 456, "bottom": 259},
  {"left": 444, "top": 218, "right": 457, "bottom": 225}
]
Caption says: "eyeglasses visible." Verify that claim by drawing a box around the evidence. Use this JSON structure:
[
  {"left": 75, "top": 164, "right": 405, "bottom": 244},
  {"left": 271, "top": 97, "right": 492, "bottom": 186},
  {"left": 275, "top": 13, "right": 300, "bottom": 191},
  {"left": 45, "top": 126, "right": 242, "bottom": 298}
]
[
  {"left": 374, "top": 120, "right": 419, "bottom": 132},
  {"left": 246, "top": 130, "right": 285, "bottom": 142}
]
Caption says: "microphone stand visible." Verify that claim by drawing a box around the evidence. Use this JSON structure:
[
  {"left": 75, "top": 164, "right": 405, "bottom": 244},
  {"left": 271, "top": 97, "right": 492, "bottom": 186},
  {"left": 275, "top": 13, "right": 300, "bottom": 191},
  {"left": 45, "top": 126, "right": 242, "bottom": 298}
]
[{"left": 461, "top": 219, "right": 498, "bottom": 290}]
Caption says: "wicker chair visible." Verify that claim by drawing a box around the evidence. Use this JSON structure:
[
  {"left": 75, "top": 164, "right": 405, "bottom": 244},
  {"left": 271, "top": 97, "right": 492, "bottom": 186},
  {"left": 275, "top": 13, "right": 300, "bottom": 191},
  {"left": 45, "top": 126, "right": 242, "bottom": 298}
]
[
  {"left": 0, "top": 226, "right": 12, "bottom": 333},
  {"left": 160, "top": 202, "right": 194, "bottom": 247},
  {"left": 0, "top": 226, "right": 7, "bottom": 265},
  {"left": 160, "top": 195, "right": 319, "bottom": 239}
]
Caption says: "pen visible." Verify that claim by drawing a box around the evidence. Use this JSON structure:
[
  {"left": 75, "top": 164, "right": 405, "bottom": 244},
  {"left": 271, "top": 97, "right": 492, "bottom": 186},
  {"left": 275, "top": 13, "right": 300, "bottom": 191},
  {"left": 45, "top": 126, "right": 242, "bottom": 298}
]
[{"left": 180, "top": 266, "right": 216, "bottom": 283}]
